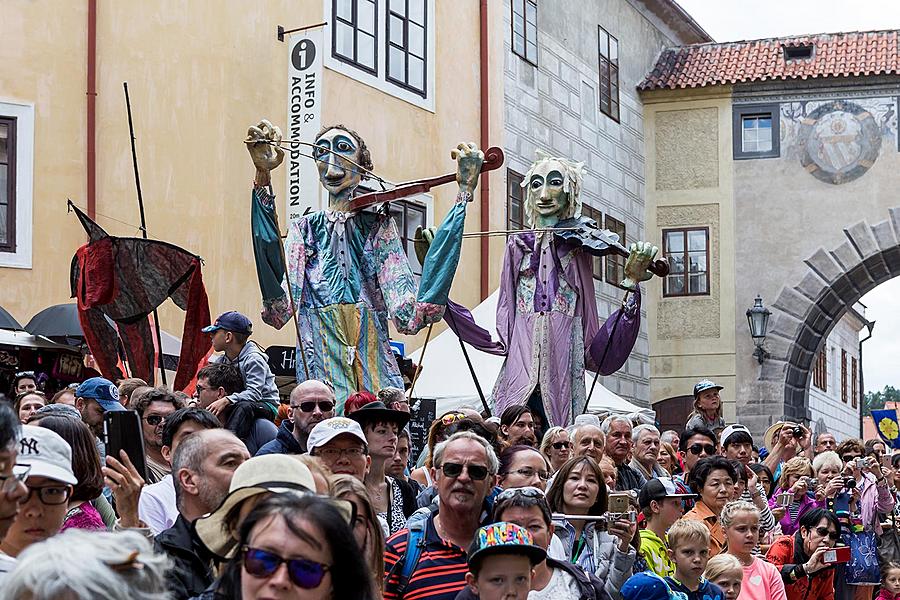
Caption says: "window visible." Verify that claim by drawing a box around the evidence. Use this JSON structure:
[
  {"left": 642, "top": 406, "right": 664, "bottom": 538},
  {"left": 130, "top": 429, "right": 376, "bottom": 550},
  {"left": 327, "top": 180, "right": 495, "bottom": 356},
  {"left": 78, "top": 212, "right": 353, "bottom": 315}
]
[
  {"left": 0, "top": 118, "right": 15, "bottom": 253},
  {"left": 851, "top": 356, "right": 858, "bottom": 408},
  {"left": 333, "top": 0, "right": 378, "bottom": 74},
  {"left": 662, "top": 228, "right": 709, "bottom": 297},
  {"left": 733, "top": 105, "right": 780, "bottom": 159},
  {"left": 598, "top": 27, "right": 619, "bottom": 122},
  {"left": 784, "top": 44, "right": 814, "bottom": 61},
  {"left": 582, "top": 204, "right": 603, "bottom": 280},
  {"left": 812, "top": 348, "right": 827, "bottom": 391},
  {"left": 511, "top": 0, "right": 537, "bottom": 65},
  {"left": 386, "top": 0, "right": 427, "bottom": 96},
  {"left": 604, "top": 215, "right": 625, "bottom": 286},
  {"left": 507, "top": 169, "right": 525, "bottom": 231},
  {"left": 841, "top": 350, "right": 848, "bottom": 403},
  {"left": 389, "top": 199, "right": 428, "bottom": 276}
]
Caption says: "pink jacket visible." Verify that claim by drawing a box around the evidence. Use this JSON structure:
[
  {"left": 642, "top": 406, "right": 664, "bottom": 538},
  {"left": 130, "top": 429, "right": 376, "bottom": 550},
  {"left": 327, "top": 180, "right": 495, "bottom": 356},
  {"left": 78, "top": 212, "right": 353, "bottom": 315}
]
[{"left": 858, "top": 472, "right": 895, "bottom": 534}]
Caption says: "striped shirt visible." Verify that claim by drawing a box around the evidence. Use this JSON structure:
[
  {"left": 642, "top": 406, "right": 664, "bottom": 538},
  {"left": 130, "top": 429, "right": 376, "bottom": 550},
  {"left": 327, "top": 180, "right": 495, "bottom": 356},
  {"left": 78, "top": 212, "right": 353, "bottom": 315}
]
[{"left": 383, "top": 513, "right": 469, "bottom": 600}]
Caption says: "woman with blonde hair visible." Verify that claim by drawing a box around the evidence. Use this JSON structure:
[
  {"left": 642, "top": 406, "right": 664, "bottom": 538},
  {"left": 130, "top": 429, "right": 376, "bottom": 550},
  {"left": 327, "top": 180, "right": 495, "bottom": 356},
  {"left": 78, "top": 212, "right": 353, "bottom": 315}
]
[
  {"left": 539, "top": 426, "right": 571, "bottom": 473},
  {"left": 330, "top": 474, "right": 385, "bottom": 599},
  {"left": 767, "top": 456, "right": 815, "bottom": 535},
  {"left": 658, "top": 441, "right": 678, "bottom": 475}
]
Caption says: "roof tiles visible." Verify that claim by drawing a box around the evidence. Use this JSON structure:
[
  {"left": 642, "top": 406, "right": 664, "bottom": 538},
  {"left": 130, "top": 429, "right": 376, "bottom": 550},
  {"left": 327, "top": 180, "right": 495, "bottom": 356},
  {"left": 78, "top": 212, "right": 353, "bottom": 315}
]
[{"left": 639, "top": 30, "right": 900, "bottom": 91}]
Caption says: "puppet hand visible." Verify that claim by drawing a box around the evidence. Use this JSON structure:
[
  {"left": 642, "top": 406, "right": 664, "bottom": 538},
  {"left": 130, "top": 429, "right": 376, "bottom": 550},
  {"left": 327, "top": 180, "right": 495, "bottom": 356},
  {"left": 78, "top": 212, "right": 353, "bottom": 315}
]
[
  {"left": 414, "top": 227, "right": 435, "bottom": 266},
  {"left": 245, "top": 120, "right": 285, "bottom": 185},
  {"left": 621, "top": 241, "right": 658, "bottom": 290},
  {"left": 452, "top": 142, "right": 484, "bottom": 194}
]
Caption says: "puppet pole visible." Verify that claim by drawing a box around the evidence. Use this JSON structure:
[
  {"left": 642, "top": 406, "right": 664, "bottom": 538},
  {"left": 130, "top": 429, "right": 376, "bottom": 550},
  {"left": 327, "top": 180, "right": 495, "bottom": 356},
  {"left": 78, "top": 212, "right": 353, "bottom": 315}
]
[
  {"left": 582, "top": 290, "right": 630, "bottom": 416},
  {"left": 269, "top": 207, "right": 311, "bottom": 381},
  {"left": 124, "top": 82, "right": 168, "bottom": 387},
  {"left": 445, "top": 310, "right": 490, "bottom": 416},
  {"left": 406, "top": 323, "right": 433, "bottom": 400}
]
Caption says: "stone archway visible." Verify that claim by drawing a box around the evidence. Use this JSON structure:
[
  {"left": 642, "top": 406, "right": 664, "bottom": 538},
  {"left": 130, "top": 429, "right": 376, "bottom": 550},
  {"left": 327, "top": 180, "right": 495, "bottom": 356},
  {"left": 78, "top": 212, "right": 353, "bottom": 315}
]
[{"left": 761, "top": 208, "right": 900, "bottom": 421}]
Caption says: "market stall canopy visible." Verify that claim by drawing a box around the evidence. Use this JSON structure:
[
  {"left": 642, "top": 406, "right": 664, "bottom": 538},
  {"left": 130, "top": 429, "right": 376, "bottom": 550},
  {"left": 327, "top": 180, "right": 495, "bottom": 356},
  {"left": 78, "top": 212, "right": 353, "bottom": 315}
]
[
  {"left": 0, "top": 306, "right": 23, "bottom": 331},
  {"left": 0, "top": 329, "right": 80, "bottom": 352},
  {"left": 408, "top": 290, "right": 654, "bottom": 424}
]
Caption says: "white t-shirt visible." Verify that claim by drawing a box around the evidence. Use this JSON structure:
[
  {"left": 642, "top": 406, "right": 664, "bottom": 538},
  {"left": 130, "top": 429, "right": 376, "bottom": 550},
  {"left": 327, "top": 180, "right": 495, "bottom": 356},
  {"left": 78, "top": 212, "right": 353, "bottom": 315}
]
[
  {"left": 529, "top": 567, "right": 581, "bottom": 600},
  {"left": 0, "top": 551, "right": 17, "bottom": 583},
  {"left": 138, "top": 474, "right": 177, "bottom": 535}
]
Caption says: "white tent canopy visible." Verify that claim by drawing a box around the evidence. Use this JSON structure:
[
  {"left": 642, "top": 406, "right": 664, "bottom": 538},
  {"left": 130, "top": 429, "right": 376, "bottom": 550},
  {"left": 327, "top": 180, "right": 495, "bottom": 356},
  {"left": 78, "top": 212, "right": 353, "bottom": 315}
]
[{"left": 409, "top": 290, "right": 654, "bottom": 424}]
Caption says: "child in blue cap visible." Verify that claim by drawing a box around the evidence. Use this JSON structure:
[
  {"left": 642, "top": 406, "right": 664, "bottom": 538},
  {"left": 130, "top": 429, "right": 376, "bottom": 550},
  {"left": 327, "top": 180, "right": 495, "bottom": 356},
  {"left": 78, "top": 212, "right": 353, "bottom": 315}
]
[{"left": 456, "top": 522, "right": 546, "bottom": 600}]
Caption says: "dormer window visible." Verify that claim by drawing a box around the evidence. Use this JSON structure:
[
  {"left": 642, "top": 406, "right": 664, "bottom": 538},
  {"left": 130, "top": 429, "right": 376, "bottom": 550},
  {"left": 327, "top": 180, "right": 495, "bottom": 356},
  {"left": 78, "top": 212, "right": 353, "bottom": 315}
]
[{"left": 784, "top": 44, "right": 814, "bottom": 61}]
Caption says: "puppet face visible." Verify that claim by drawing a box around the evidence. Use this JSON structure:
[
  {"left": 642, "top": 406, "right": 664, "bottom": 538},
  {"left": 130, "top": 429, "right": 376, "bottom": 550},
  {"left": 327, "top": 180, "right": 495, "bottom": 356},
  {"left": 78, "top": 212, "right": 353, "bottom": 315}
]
[
  {"left": 526, "top": 159, "right": 569, "bottom": 225},
  {"left": 313, "top": 127, "right": 364, "bottom": 199}
]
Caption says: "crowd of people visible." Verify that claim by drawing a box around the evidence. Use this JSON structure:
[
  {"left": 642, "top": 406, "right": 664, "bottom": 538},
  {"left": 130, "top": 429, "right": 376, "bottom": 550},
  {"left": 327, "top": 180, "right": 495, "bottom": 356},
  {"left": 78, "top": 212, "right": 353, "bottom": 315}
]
[{"left": 2, "top": 317, "right": 900, "bottom": 600}]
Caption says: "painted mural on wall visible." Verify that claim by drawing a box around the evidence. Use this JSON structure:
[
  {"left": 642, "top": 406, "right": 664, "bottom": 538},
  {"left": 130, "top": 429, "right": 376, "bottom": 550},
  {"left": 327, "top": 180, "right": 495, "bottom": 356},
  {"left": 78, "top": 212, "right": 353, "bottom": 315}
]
[{"left": 781, "top": 97, "right": 898, "bottom": 185}]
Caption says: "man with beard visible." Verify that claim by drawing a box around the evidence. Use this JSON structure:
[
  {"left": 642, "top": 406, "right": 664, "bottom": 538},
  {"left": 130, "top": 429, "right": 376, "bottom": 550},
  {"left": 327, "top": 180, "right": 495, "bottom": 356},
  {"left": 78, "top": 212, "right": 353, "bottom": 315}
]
[
  {"left": 0, "top": 403, "right": 28, "bottom": 545},
  {"left": 499, "top": 406, "right": 537, "bottom": 448},
  {"left": 256, "top": 379, "right": 335, "bottom": 456},
  {"left": 130, "top": 388, "right": 185, "bottom": 484},
  {"left": 154, "top": 429, "right": 249, "bottom": 599},
  {"left": 601, "top": 415, "right": 646, "bottom": 491},
  {"left": 74, "top": 377, "right": 126, "bottom": 438}
]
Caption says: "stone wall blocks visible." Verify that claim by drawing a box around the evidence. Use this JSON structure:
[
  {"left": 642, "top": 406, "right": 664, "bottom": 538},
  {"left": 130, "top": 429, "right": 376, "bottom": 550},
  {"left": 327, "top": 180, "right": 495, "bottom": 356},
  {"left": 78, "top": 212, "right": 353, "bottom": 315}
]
[
  {"left": 815, "top": 288, "right": 846, "bottom": 319},
  {"left": 845, "top": 263, "right": 876, "bottom": 296},
  {"left": 830, "top": 241, "right": 863, "bottom": 273},
  {"left": 795, "top": 270, "right": 829, "bottom": 303},
  {"left": 804, "top": 248, "right": 845, "bottom": 284},
  {"left": 768, "top": 311, "right": 803, "bottom": 342},
  {"left": 765, "top": 332, "right": 792, "bottom": 362},
  {"left": 805, "top": 307, "right": 833, "bottom": 337},
  {"left": 759, "top": 357, "right": 787, "bottom": 382},
  {"left": 772, "top": 287, "right": 814, "bottom": 320},
  {"left": 889, "top": 206, "right": 900, "bottom": 240},
  {"left": 829, "top": 274, "right": 862, "bottom": 304},
  {"left": 844, "top": 221, "right": 879, "bottom": 259},
  {"left": 862, "top": 253, "right": 892, "bottom": 284},
  {"left": 872, "top": 220, "right": 898, "bottom": 252}
]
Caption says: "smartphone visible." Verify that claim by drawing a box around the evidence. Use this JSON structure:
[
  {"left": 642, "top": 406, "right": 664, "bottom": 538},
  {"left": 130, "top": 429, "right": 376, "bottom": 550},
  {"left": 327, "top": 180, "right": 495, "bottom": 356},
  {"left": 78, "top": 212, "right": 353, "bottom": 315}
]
[
  {"left": 104, "top": 410, "right": 148, "bottom": 481},
  {"left": 607, "top": 492, "right": 631, "bottom": 513},
  {"left": 822, "top": 546, "right": 851, "bottom": 565},
  {"left": 882, "top": 454, "right": 893, "bottom": 468},
  {"left": 777, "top": 491, "right": 793, "bottom": 507}
]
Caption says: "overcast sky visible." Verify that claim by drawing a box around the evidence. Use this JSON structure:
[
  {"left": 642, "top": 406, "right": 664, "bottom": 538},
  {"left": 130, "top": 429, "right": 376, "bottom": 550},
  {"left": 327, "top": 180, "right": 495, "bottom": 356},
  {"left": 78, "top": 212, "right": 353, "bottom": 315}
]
[{"left": 674, "top": 0, "right": 900, "bottom": 394}]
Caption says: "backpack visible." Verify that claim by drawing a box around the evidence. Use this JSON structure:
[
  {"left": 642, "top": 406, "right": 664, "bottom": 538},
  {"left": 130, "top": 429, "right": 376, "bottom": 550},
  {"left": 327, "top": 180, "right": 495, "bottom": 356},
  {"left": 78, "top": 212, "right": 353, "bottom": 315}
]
[{"left": 384, "top": 507, "right": 430, "bottom": 596}]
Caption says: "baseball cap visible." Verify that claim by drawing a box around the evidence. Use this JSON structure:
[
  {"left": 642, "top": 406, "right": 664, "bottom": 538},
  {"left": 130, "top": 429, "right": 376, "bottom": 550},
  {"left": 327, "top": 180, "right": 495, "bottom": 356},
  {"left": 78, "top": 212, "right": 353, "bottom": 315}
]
[
  {"left": 16, "top": 425, "right": 78, "bottom": 485},
  {"left": 467, "top": 522, "right": 546, "bottom": 569},
  {"left": 622, "top": 572, "right": 679, "bottom": 600},
  {"left": 75, "top": 377, "right": 125, "bottom": 412},
  {"left": 308, "top": 417, "right": 368, "bottom": 451},
  {"left": 202, "top": 311, "right": 253, "bottom": 335},
  {"left": 693, "top": 379, "right": 724, "bottom": 397},
  {"left": 720, "top": 424, "right": 753, "bottom": 448},
  {"left": 638, "top": 477, "right": 697, "bottom": 510}
]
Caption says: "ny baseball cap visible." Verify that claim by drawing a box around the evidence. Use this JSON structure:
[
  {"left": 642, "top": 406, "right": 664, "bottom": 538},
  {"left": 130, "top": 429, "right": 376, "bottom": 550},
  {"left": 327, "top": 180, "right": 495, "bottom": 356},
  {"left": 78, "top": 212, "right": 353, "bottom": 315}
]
[
  {"left": 308, "top": 417, "right": 368, "bottom": 451},
  {"left": 467, "top": 522, "right": 546, "bottom": 569},
  {"left": 720, "top": 424, "right": 753, "bottom": 448},
  {"left": 16, "top": 425, "right": 78, "bottom": 485},
  {"left": 638, "top": 477, "right": 697, "bottom": 510},
  {"left": 202, "top": 311, "right": 253, "bottom": 335},
  {"left": 75, "top": 377, "right": 125, "bottom": 412},
  {"left": 693, "top": 379, "right": 724, "bottom": 397}
]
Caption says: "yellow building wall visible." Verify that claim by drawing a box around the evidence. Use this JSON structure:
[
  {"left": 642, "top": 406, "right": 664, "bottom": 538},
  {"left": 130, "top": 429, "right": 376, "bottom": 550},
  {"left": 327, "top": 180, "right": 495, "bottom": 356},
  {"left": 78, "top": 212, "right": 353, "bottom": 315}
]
[
  {"left": 641, "top": 87, "right": 738, "bottom": 421},
  {"left": 1, "top": 1, "right": 500, "bottom": 368}
]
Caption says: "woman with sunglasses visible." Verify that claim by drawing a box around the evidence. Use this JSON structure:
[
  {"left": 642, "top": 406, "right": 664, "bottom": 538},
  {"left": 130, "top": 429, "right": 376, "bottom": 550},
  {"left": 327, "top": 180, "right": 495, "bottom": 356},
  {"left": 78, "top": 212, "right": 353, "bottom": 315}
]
[
  {"left": 207, "top": 492, "right": 374, "bottom": 600},
  {"left": 540, "top": 427, "right": 571, "bottom": 473},
  {"left": 499, "top": 445, "right": 552, "bottom": 492},
  {"left": 765, "top": 508, "right": 840, "bottom": 600},
  {"left": 719, "top": 501, "right": 786, "bottom": 600}
]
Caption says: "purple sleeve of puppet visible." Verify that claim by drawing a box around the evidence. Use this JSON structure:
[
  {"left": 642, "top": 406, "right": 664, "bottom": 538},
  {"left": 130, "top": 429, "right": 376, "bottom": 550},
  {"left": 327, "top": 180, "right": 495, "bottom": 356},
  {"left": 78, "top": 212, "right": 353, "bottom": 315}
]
[
  {"left": 587, "top": 286, "right": 641, "bottom": 376},
  {"left": 573, "top": 250, "right": 601, "bottom": 370}
]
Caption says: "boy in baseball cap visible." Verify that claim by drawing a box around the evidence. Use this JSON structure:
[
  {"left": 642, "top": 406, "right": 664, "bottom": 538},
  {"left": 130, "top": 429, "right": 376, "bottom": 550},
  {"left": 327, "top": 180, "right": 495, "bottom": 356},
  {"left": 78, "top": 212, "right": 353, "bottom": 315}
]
[
  {"left": 460, "top": 522, "right": 546, "bottom": 600},
  {"left": 638, "top": 477, "right": 697, "bottom": 578},
  {"left": 685, "top": 379, "right": 725, "bottom": 435},
  {"left": 74, "top": 377, "right": 124, "bottom": 438}
]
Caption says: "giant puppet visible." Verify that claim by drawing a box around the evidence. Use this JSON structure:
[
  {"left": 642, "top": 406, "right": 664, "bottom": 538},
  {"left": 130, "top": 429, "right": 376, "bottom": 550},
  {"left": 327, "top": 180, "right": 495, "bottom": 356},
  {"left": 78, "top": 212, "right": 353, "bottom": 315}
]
[
  {"left": 443, "top": 151, "right": 661, "bottom": 427},
  {"left": 245, "top": 120, "right": 484, "bottom": 412}
]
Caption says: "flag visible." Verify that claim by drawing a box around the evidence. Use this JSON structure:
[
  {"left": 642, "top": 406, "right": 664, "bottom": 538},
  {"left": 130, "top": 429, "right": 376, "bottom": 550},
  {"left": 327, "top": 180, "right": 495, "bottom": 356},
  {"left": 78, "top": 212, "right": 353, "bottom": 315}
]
[{"left": 872, "top": 409, "right": 900, "bottom": 449}]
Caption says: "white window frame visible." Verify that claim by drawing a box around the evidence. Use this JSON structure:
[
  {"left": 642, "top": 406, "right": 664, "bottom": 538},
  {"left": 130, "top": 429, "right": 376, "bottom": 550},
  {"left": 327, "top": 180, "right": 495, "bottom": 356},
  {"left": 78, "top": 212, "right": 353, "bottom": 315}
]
[
  {"left": 324, "top": 0, "right": 436, "bottom": 112},
  {"left": 0, "top": 100, "right": 34, "bottom": 269}
]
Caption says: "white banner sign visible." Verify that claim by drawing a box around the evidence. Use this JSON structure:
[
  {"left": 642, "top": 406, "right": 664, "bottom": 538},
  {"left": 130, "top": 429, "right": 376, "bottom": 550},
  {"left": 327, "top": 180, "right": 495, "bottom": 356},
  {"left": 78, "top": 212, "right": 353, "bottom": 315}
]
[{"left": 286, "top": 27, "right": 324, "bottom": 222}]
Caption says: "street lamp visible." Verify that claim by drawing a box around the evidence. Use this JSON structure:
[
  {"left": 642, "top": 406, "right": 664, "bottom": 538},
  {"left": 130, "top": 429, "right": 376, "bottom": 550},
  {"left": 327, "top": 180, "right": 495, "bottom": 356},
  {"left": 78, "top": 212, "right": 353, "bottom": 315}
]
[{"left": 746, "top": 295, "right": 771, "bottom": 364}]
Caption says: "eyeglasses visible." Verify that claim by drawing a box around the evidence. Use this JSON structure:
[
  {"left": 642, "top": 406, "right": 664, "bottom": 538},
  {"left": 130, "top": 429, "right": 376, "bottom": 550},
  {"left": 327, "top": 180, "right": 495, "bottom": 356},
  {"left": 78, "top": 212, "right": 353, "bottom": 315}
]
[
  {"left": 496, "top": 486, "right": 546, "bottom": 502},
  {"left": 687, "top": 443, "right": 717, "bottom": 456},
  {"left": 440, "top": 462, "right": 489, "bottom": 481},
  {"left": 293, "top": 400, "right": 335, "bottom": 413},
  {"left": 551, "top": 441, "right": 571, "bottom": 450},
  {"left": 316, "top": 447, "right": 366, "bottom": 460},
  {"left": 440, "top": 412, "right": 467, "bottom": 426},
  {"left": 143, "top": 415, "right": 165, "bottom": 427},
  {"left": 0, "top": 465, "right": 30, "bottom": 494},
  {"left": 24, "top": 485, "right": 72, "bottom": 505},
  {"left": 242, "top": 546, "right": 331, "bottom": 589},
  {"left": 508, "top": 467, "right": 550, "bottom": 482},
  {"left": 814, "top": 526, "right": 840, "bottom": 541}
]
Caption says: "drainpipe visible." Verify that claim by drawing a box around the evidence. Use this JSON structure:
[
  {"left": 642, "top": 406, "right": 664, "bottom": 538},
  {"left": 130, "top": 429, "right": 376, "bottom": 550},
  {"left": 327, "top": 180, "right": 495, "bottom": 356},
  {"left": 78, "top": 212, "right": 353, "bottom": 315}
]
[
  {"left": 87, "top": 0, "right": 97, "bottom": 219},
  {"left": 859, "top": 319, "right": 875, "bottom": 438},
  {"left": 478, "top": 0, "right": 489, "bottom": 300}
]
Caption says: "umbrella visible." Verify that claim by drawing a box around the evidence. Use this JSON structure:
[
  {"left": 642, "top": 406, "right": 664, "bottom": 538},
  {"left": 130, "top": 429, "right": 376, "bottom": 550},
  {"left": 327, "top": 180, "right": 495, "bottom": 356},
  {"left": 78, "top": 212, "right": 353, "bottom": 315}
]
[
  {"left": 25, "top": 304, "right": 91, "bottom": 342},
  {"left": 0, "top": 306, "right": 22, "bottom": 331}
]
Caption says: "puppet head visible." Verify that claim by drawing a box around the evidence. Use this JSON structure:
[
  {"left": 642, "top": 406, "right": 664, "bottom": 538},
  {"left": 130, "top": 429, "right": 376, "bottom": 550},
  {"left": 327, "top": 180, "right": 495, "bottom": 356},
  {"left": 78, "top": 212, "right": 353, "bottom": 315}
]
[
  {"left": 313, "top": 125, "right": 374, "bottom": 207},
  {"left": 521, "top": 150, "right": 585, "bottom": 228}
]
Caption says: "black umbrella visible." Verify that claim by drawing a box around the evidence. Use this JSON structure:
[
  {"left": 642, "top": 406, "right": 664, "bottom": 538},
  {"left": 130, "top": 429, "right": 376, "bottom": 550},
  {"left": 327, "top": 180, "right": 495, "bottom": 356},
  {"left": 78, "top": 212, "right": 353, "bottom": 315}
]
[
  {"left": 0, "top": 306, "right": 22, "bottom": 331},
  {"left": 24, "top": 304, "right": 88, "bottom": 341}
]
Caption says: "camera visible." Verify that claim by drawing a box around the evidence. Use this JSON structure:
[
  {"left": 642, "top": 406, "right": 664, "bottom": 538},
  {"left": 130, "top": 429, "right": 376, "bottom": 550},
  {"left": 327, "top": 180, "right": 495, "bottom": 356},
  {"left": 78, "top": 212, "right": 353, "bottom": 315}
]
[
  {"left": 842, "top": 477, "right": 857, "bottom": 489},
  {"left": 792, "top": 426, "right": 804, "bottom": 438},
  {"left": 776, "top": 491, "right": 793, "bottom": 507},
  {"left": 607, "top": 492, "right": 635, "bottom": 514},
  {"left": 854, "top": 457, "right": 868, "bottom": 470},
  {"left": 595, "top": 511, "right": 637, "bottom": 532},
  {"left": 802, "top": 477, "right": 818, "bottom": 490}
]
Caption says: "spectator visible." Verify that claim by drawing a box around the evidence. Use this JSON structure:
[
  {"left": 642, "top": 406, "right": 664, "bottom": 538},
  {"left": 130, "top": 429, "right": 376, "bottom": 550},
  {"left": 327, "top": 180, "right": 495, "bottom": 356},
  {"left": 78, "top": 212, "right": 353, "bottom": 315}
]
[
  {"left": 308, "top": 417, "right": 371, "bottom": 481},
  {"left": 73, "top": 376, "right": 126, "bottom": 438},
  {"left": 36, "top": 416, "right": 105, "bottom": 531},
  {"left": 660, "top": 430, "right": 680, "bottom": 450},
  {"left": 767, "top": 456, "right": 815, "bottom": 536},
  {"left": 630, "top": 424, "right": 666, "bottom": 481},
  {"left": 571, "top": 423, "right": 605, "bottom": 463},
  {"left": 0, "top": 403, "right": 27, "bottom": 542},
  {"left": 498, "top": 445, "right": 551, "bottom": 491},
  {"left": 720, "top": 501, "right": 787, "bottom": 600},
  {"left": 345, "top": 390, "right": 378, "bottom": 415},
  {"left": 202, "top": 311, "right": 279, "bottom": 440},
  {"left": 195, "top": 363, "right": 276, "bottom": 454},
  {"left": 330, "top": 474, "right": 386, "bottom": 599},
  {"left": 601, "top": 415, "right": 645, "bottom": 491},
  {"left": 675, "top": 426, "right": 718, "bottom": 488},
  {"left": 138, "top": 407, "right": 221, "bottom": 535},
  {"left": 456, "top": 522, "right": 546, "bottom": 600},
  {"left": 0, "top": 426, "right": 78, "bottom": 580},
  {"left": 499, "top": 405, "right": 537, "bottom": 448},
  {"left": 814, "top": 432, "right": 837, "bottom": 455},
  {"left": 880, "top": 562, "right": 900, "bottom": 600},
  {"left": 49, "top": 387, "right": 76, "bottom": 406},
  {"left": 387, "top": 428, "right": 417, "bottom": 490},
  {"left": 383, "top": 431, "right": 498, "bottom": 599},
  {"left": 116, "top": 377, "right": 148, "bottom": 407},
  {"left": 546, "top": 456, "right": 636, "bottom": 595},
  {"left": 257, "top": 379, "right": 335, "bottom": 456},
  {"left": 763, "top": 422, "right": 811, "bottom": 477},
  {"left": 378, "top": 386, "right": 410, "bottom": 414},
  {"left": 663, "top": 519, "right": 726, "bottom": 599},
  {"left": 720, "top": 425, "right": 776, "bottom": 539},
  {"left": 410, "top": 411, "right": 467, "bottom": 485},
  {"left": 685, "top": 380, "right": 726, "bottom": 434},
  {"left": 766, "top": 508, "right": 840, "bottom": 600},
  {"left": 599, "top": 456, "right": 618, "bottom": 491},
  {"left": 683, "top": 456, "right": 737, "bottom": 557},
  {"left": 540, "top": 426, "right": 571, "bottom": 473},
  {"left": 3, "top": 529, "right": 170, "bottom": 600},
  {"left": 14, "top": 392, "right": 46, "bottom": 425},
  {"left": 12, "top": 371, "right": 37, "bottom": 396},
  {"left": 205, "top": 493, "right": 373, "bottom": 600},
  {"left": 749, "top": 463, "right": 775, "bottom": 498},
  {"left": 129, "top": 388, "right": 186, "bottom": 484},
  {"left": 703, "top": 554, "right": 743, "bottom": 600},
  {"left": 638, "top": 477, "right": 695, "bottom": 578},
  {"left": 658, "top": 441, "right": 678, "bottom": 475},
  {"left": 154, "top": 429, "right": 250, "bottom": 599}
]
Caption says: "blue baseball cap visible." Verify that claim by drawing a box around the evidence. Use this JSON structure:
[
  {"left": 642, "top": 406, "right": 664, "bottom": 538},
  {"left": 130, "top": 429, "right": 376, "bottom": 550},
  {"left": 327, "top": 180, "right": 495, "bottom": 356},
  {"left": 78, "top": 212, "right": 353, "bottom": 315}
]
[
  {"left": 622, "top": 573, "right": 677, "bottom": 600},
  {"left": 693, "top": 379, "right": 723, "bottom": 398},
  {"left": 202, "top": 311, "right": 253, "bottom": 335},
  {"left": 75, "top": 377, "right": 125, "bottom": 412}
]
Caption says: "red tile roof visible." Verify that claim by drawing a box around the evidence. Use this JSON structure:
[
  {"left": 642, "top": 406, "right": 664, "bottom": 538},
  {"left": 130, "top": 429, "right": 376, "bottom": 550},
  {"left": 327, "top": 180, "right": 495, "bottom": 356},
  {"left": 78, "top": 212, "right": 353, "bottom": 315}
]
[{"left": 639, "top": 30, "right": 900, "bottom": 91}]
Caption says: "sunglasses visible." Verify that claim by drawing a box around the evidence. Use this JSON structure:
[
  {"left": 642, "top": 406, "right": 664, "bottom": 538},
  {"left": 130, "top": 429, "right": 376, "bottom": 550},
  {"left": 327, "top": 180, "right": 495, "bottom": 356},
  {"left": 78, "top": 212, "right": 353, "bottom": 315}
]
[
  {"left": 441, "top": 462, "right": 489, "bottom": 481},
  {"left": 552, "top": 441, "right": 572, "bottom": 450},
  {"left": 143, "top": 415, "right": 165, "bottom": 427},
  {"left": 440, "top": 412, "right": 467, "bottom": 426},
  {"left": 294, "top": 400, "right": 335, "bottom": 413},
  {"left": 814, "top": 526, "right": 840, "bottom": 541},
  {"left": 496, "top": 486, "right": 545, "bottom": 502},
  {"left": 242, "top": 546, "right": 330, "bottom": 589},
  {"left": 688, "top": 443, "right": 717, "bottom": 456},
  {"left": 14, "top": 371, "right": 35, "bottom": 378}
]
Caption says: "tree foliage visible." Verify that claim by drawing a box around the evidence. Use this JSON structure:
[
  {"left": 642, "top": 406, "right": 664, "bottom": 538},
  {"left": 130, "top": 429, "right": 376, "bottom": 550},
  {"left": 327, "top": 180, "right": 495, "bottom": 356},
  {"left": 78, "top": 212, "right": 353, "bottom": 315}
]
[{"left": 864, "top": 385, "right": 900, "bottom": 416}]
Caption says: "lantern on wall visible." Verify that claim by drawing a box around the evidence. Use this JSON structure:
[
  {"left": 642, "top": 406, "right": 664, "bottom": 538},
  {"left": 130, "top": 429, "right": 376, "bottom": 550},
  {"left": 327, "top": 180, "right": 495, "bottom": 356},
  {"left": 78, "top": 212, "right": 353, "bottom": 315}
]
[{"left": 746, "top": 295, "right": 771, "bottom": 364}]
